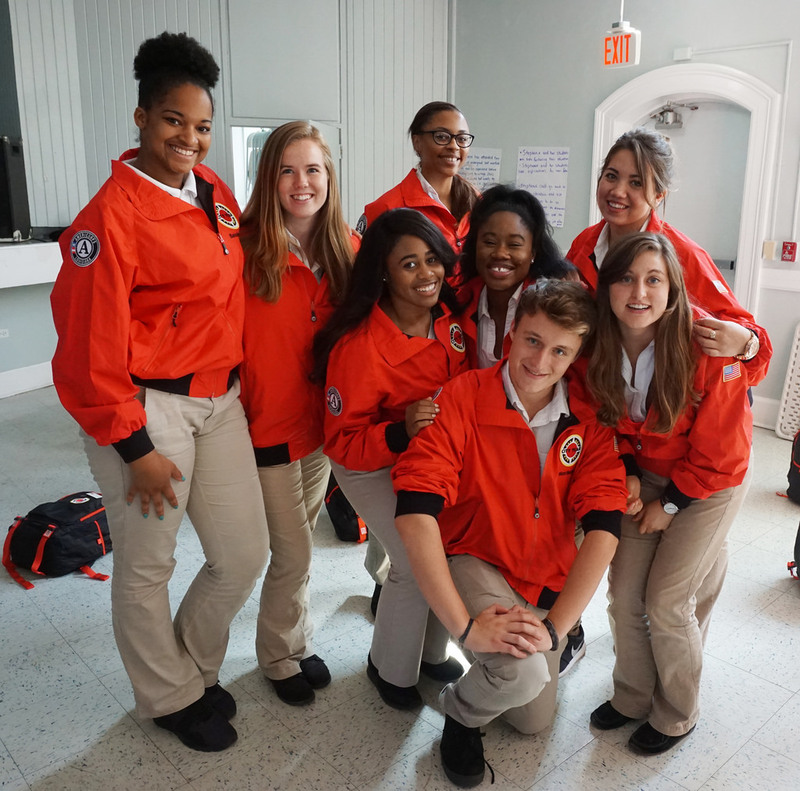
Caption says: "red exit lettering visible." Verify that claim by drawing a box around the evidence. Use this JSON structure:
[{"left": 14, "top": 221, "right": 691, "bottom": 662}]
[{"left": 604, "top": 33, "right": 631, "bottom": 65}]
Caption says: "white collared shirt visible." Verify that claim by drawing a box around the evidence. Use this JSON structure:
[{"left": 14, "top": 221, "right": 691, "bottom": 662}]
[
  {"left": 502, "top": 362, "right": 569, "bottom": 474},
  {"left": 286, "top": 230, "right": 322, "bottom": 282},
  {"left": 621, "top": 341, "right": 655, "bottom": 423},
  {"left": 124, "top": 160, "right": 201, "bottom": 209},
  {"left": 476, "top": 282, "right": 524, "bottom": 369},
  {"left": 593, "top": 216, "right": 650, "bottom": 270},
  {"left": 416, "top": 166, "right": 444, "bottom": 206}
]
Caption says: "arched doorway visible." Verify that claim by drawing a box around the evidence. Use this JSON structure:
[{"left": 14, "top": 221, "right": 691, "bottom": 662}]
[{"left": 592, "top": 63, "right": 781, "bottom": 315}]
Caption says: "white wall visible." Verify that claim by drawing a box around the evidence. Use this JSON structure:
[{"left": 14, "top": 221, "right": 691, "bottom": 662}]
[{"left": 453, "top": 0, "right": 800, "bottom": 420}]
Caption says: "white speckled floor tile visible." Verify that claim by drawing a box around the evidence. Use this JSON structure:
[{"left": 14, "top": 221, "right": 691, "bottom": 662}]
[
  {"left": 0, "top": 636, "right": 97, "bottom": 712},
  {"left": 529, "top": 738, "right": 685, "bottom": 790},
  {"left": 752, "top": 691, "right": 800, "bottom": 760},
  {"left": 556, "top": 654, "right": 616, "bottom": 730},
  {"left": 726, "top": 542, "right": 797, "bottom": 593},
  {"left": 699, "top": 739, "right": 800, "bottom": 791},
  {"left": 482, "top": 714, "right": 592, "bottom": 788},
  {"left": 0, "top": 743, "right": 27, "bottom": 791},
  {"left": 291, "top": 694, "right": 439, "bottom": 786},
  {"left": 21, "top": 718, "right": 188, "bottom": 790},
  {"left": 0, "top": 591, "right": 62, "bottom": 662},
  {"left": 189, "top": 725, "right": 354, "bottom": 790},
  {"left": 0, "top": 682, "right": 130, "bottom": 775},
  {"left": 65, "top": 619, "right": 126, "bottom": 679},
  {"left": 360, "top": 739, "right": 521, "bottom": 790}
]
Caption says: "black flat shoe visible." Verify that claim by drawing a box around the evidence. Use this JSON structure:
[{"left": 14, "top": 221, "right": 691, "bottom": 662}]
[
  {"left": 366, "top": 654, "right": 422, "bottom": 709},
  {"left": 629, "top": 722, "right": 695, "bottom": 755},
  {"left": 420, "top": 657, "right": 464, "bottom": 683},
  {"left": 300, "top": 654, "right": 331, "bottom": 689},
  {"left": 154, "top": 698, "right": 238, "bottom": 752},
  {"left": 370, "top": 583, "right": 382, "bottom": 617},
  {"left": 270, "top": 673, "right": 315, "bottom": 706},
  {"left": 590, "top": 701, "right": 635, "bottom": 730},
  {"left": 202, "top": 682, "right": 236, "bottom": 720}
]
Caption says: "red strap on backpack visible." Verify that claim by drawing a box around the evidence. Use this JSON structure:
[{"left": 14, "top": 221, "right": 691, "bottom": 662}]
[
  {"left": 78, "top": 565, "right": 109, "bottom": 582},
  {"left": 2, "top": 518, "right": 34, "bottom": 590}
]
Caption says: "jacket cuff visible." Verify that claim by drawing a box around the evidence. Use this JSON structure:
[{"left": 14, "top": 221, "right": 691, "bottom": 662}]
[
  {"left": 663, "top": 481, "right": 695, "bottom": 511},
  {"left": 385, "top": 421, "right": 411, "bottom": 454},
  {"left": 581, "top": 509, "right": 622, "bottom": 539},
  {"left": 395, "top": 490, "right": 445, "bottom": 518},
  {"left": 112, "top": 426, "right": 155, "bottom": 463},
  {"left": 621, "top": 453, "right": 642, "bottom": 478}
]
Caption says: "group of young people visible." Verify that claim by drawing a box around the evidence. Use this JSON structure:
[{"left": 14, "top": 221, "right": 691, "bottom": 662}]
[{"left": 49, "top": 31, "right": 770, "bottom": 788}]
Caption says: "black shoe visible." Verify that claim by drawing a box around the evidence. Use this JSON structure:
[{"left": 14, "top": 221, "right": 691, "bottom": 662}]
[
  {"left": 628, "top": 722, "right": 695, "bottom": 755},
  {"left": 366, "top": 654, "right": 422, "bottom": 709},
  {"left": 370, "top": 583, "right": 382, "bottom": 617},
  {"left": 420, "top": 657, "right": 465, "bottom": 683},
  {"left": 558, "top": 624, "right": 586, "bottom": 677},
  {"left": 590, "top": 701, "right": 634, "bottom": 730},
  {"left": 154, "top": 698, "right": 238, "bottom": 752},
  {"left": 270, "top": 673, "right": 315, "bottom": 706},
  {"left": 202, "top": 682, "right": 236, "bottom": 720},
  {"left": 440, "top": 714, "right": 494, "bottom": 788},
  {"left": 300, "top": 655, "right": 331, "bottom": 689}
]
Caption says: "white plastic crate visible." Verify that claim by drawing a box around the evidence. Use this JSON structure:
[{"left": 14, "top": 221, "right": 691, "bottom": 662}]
[{"left": 777, "top": 322, "right": 800, "bottom": 440}]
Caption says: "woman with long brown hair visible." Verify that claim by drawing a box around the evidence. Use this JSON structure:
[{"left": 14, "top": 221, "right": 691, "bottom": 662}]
[
  {"left": 587, "top": 232, "right": 752, "bottom": 755},
  {"left": 239, "top": 121, "right": 358, "bottom": 706}
]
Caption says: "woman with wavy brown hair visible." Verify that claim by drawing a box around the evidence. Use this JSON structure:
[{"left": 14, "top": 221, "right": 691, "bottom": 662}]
[
  {"left": 239, "top": 121, "right": 358, "bottom": 706},
  {"left": 587, "top": 232, "right": 752, "bottom": 756}
]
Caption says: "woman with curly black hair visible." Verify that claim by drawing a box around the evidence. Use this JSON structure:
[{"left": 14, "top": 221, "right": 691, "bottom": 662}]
[{"left": 51, "top": 32, "right": 268, "bottom": 752}]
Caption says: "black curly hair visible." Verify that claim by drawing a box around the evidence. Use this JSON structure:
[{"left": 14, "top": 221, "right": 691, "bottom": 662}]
[{"left": 133, "top": 31, "right": 219, "bottom": 111}]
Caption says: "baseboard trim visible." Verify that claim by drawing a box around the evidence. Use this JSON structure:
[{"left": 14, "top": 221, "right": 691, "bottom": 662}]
[
  {"left": 0, "top": 362, "right": 53, "bottom": 399},
  {"left": 752, "top": 394, "right": 779, "bottom": 432}
]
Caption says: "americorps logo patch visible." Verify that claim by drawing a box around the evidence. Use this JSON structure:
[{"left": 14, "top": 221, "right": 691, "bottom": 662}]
[
  {"left": 559, "top": 433, "right": 583, "bottom": 467},
  {"left": 326, "top": 386, "right": 343, "bottom": 416},
  {"left": 70, "top": 230, "right": 101, "bottom": 267},
  {"left": 449, "top": 323, "right": 465, "bottom": 353}
]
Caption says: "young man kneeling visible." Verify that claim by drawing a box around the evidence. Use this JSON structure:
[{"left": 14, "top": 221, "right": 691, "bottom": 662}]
[{"left": 393, "top": 280, "right": 627, "bottom": 787}]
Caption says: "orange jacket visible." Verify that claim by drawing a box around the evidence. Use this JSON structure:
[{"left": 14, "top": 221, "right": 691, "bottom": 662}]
[
  {"left": 616, "top": 349, "right": 752, "bottom": 504},
  {"left": 392, "top": 364, "right": 627, "bottom": 607},
  {"left": 360, "top": 169, "right": 471, "bottom": 254},
  {"left": 240, "top": 234, "right": 359, "bottom": 465},
  {"left": 566, "top": 214, "right": 772, "bottom": 385},
  {"left": 324, "top": 302, "right": 470, "bottom": 471},
  {"left": 51, "top": 151, "right": 244, "bottom": 461}
]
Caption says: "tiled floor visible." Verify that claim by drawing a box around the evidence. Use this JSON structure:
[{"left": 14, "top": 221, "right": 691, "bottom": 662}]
[{"left": 1, "top": 386, "right": 799, "bottom": 790}]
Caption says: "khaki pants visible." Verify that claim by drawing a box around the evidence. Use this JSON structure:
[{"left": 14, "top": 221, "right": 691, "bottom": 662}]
[
  {"left": 608, "top": 461, "right": 752, "bottom": 736},
  {"left": 330, "top": 462, "right": 449, "bottom": 687},
  {"left": 443, "top": 555, "right": 564, "bottom": 734},
  {"left": 84, "top": 383, "right": 269, "bottom": 718},
  {"left": 255, "top": 447, "right": 330, "bottom": 680}
]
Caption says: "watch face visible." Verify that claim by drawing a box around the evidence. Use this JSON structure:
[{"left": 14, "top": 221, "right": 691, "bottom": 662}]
[{"left": 662, "top": 501, "right": 679, "bottom": 515}]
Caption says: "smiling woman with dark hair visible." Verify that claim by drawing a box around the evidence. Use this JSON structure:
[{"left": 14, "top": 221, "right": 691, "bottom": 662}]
[
  {"left": 50, "top": 31, "right": 269, "bottom": 753},
  {"left": 313, "top": 208, "right": 469, "bottom": 710}
]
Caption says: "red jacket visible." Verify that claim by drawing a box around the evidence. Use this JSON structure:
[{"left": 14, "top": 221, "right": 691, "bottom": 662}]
[
  {"left": 616, "top": 349, "right": 752, "bottom": 502},
  {"left": 324, "top": 302, "right": 470, "bottom": 471},
  {"left": 240, "top": 234, "right": 359, "bottom": 465},
  {"left": 361, "top": 169, "right": 471, "bottom": 254},
  {"left": 392, "top": 364, "right": 627, "bottom": 607},
  {"left": 51, "top": 151, "right": 244, "bottom": 460},
  {"left": 456, "top": 274, "right": 538, "bottom": 368},
  {"left": 566, "top": 214, "right": 772, "bottom": 385}
]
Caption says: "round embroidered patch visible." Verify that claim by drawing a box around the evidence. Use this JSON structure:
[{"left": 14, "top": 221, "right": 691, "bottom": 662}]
[
  {"left": 326, "top": 386, "right": 343, "bottom": 416},
  {"left": 559, "top": 433, "right": 583, "bottom": 467},
  {"left": 70, "top": 230, "right": 101, "bottom": 267},
  {"left": 69, "top": 497, "right": 90, "bottom": 504},
  {"left": 215, "top": 203, "right": 239, "bottom": 229},
  {"left": 450, "top": 323, "right": 465, "bottom": 353}
]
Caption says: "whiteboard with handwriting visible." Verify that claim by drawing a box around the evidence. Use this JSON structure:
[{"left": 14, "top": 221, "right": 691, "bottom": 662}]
[
  {"left": 515, "top": 147, "right": 569, "bottom": 227},
  {"left": 459, "top": 148, "right": 502, "bottom": 193}
]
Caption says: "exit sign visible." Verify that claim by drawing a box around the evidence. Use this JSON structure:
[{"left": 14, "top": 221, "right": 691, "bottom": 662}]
[{"left": 603, "top": 24, "right": 641, "bottom": 68}]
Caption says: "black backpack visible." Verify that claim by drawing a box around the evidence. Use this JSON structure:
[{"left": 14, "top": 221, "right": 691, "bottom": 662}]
[
  {"left": 788, "top": 430, "right": 800, "bottom": 504},
  {"left": 324, "top": 473, "right": 367, "bottom": 543},
  {"left": 3, "top": 491, "right": 112, "bottom": 589}
]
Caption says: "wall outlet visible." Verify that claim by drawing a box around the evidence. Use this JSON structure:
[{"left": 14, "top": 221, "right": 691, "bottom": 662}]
[
  {"left": 782, "top": 241, "right": 797, "bottom": 263},
  {"left": 762, "top": 240, "right": 778, "bottom": 260},
  {"left": 0, "top": 329, "right": 10, "bottom": 339}
]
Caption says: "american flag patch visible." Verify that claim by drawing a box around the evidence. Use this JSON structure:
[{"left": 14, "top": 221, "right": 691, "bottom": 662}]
[{"left": 722, "top": 361, "right": 742, "bottom": 382}]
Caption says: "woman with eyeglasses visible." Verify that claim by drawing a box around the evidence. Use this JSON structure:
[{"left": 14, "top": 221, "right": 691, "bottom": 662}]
[{"left": 357, "top": 101, "right": 478, "bottom": 257}]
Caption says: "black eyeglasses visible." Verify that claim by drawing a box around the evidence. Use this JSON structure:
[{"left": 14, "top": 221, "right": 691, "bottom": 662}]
[{"left": 419, "top": 130, "right": 475, "bottom": 148}]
